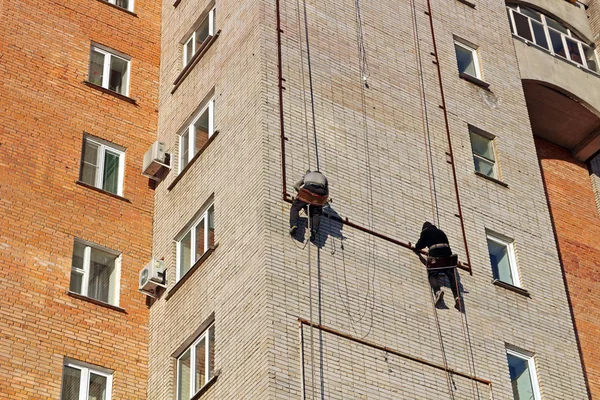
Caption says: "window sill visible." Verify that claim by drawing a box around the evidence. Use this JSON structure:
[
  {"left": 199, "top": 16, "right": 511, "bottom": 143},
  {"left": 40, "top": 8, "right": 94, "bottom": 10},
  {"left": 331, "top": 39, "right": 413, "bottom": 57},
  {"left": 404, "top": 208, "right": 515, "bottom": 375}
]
[
  {"left": 172, "top": 31, "right": 221, "bottom": 94},
  {"left": 492, "top": 279, "right": 530, "bottom": 297},
  {"left": 456, "top": 0, "right": 476, "bottom": 8},
  {"left": 97, "top": 0, "right": 137, "bottom": 16},
  {"left": 165, "top": 244, "right": 218, "bottom": 300},
  {"left": 173, "top": 0, "right": 181, "bottom": 7},
  {"left": 167, "top": 130, "right": 220, "bottom": 191},
  {"left": 76, "top": 181, "right": 131, "bottom": 202},
  {"left": 459, "top": 73, "right": 490, "bottom": 91},
  {"left": 67, "top": 291, "right": 127, "bottom": 313},
  {"left": 191, "top": 371, "right": 220, "bottom": 400},
  {"left": 83, "top": 81, "right": 137, "bottom": 104},
  {"left": 474, "top": 172, "right": 508, "bottom": 188}
]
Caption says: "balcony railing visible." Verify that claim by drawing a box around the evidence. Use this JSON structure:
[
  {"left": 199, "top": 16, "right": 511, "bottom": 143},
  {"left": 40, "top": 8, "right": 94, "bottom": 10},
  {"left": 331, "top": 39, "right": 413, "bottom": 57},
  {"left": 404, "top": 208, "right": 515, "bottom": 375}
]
[{"left": 507, "top": 4, "right": 599, "bottom": 74}]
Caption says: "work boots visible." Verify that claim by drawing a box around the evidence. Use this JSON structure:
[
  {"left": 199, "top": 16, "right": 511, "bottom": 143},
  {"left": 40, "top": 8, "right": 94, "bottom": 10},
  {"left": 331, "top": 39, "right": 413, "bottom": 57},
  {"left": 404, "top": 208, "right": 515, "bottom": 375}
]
[
  {"left": 454, "top": 297, "right": 462, "bottom": 312},
  {"left": 434, "top": 290, "right": 444, "bottom": 306}
]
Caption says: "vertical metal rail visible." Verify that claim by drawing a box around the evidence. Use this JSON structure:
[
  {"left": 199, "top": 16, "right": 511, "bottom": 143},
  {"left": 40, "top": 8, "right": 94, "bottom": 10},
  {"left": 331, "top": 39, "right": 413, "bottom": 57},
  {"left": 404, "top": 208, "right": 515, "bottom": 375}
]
[{"left": 276, "top": 0, "right": 290, "bottom": 200}]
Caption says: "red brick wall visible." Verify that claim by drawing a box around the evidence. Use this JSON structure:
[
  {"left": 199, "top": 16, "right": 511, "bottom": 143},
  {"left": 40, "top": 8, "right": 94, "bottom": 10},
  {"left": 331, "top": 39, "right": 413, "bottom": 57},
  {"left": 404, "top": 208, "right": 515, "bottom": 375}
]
[
  {"left": 0, "top": 0, "right": 160, "bottom": 397},
  {"left": 536, "top": 137, "right": 600, "bottom": 400}
]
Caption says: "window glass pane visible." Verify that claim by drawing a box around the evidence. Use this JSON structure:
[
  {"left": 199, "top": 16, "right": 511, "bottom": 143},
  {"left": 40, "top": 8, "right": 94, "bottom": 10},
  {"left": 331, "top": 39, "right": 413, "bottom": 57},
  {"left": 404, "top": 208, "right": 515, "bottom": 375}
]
[
  {"left": 531, "top": 21, "right": 548, "bottom": 50},
  {"left": 195, "top": 337, "right": 206, "bottom": 391},
  {"left": 185, "top": 38, "right": 194, "bottom": 65},
  {"left": 88, "top": 373, "right": 107, "bottom": 400},
  {"left": 115, "top": 0, "right": 129, "bottom": 9},
  {"left": 180, "top": 131, "right": 190, "bottom": 170},
  {"left": 470, "top": 132, "right": 494, "bottom": 161},
  {"left": 88, "top": 248, "right": 116, "bottom": 303},
  {"left": 179, "top": 231, "right": 192, "bottom": 277},
  {"left": 178, "top": 350, "right": 191, "bottom": 400},
  {"left": 546, "top": 17, "right": 568, "bottom": 34},
  {"left": 70, "top": 242, "right": 86, "bottom": 294},
  {"left": 487, "top": 239, "right": 514, "bottom": 285},
  {"left": 61, "top": 366, "right": 81, "bottom": 400},
  {"left": 195, "top": 17, "right": 211, "bottom": 51},
  {"left": 455, "top": 44, "right": 477, "bottom": 77},
  {"left": 195, "top": 218, "right": 206, "bottom": 262},
  {"left": 89, "top": 50, "right": 105, "bottom": 86},
  {"left": 513, "top": 12, "right": 533, "bottom": 42},
  {"left": 82, "top": 141, "right": 100, "bottom": 186},
  {"left": 208, "top": 205, "right": 215, "bottom": 248},
  {"left": 193, "top": 109, "right": 210, "bottom": 155},
  {"left": 519, "top": 7, "right": 541, "bottom": 22},
  {"left": 549, "top": 30, "right": 566, "bottom": 58},
  {"left": 507, "top": 353, "right": 536, "bottom": 400},
  {"left": 474, "top": 157, "right": 496, "bottom": 178},
  {"left": 70, "top": 271, "right": 84, "bottom": 294},
  {"left": 109, "top": 56, "right": 128, "bottom": 95},
  {"left": 102, "top": 150, "right": 120, "bottom": 194},
  {"left": 584, "top": 46, "right": 599, "bottom": 72},
  {"left": 565, "top": 38, "right": 583, "bottom": 64},
  {"left": 208, "top": 325, "right": 215, "bottom": 379},
  {"left": 72, "top": 242, "right": 86, "bottom": 270}
]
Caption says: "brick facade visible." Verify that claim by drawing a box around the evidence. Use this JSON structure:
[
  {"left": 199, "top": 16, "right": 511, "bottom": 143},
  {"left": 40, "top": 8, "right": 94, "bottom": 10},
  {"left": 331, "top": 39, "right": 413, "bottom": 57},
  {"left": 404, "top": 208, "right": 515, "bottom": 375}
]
[
  {"left": 0, "top": 0, "right": 160, "bottom": 397},
  {"left": 536, "top": 138, "right": 600, "bottom": 399}
]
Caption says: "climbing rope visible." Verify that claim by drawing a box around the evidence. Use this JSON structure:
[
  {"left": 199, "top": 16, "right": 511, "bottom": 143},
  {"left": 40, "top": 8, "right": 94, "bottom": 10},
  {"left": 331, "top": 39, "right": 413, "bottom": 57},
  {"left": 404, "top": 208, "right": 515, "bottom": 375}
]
[{"left": 307, "top": 205, "right": 317, "bottom": 400}]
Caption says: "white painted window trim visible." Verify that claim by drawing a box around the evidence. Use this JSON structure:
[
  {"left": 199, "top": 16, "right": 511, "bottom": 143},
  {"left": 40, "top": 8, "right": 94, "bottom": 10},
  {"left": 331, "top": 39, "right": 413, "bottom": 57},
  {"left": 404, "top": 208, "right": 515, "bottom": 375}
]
[
  {"left": 454, "top": 40, "right": 481, "bottom": 79},
  {"left": 178, "top": 99, "right": 215, "bottom": 173},
  {"left": 506, "top": 347, "right": 542, "bottom": 400},
  {"left": 89, "top": 46, "right": 131, "bottom": 96},
  {"left": 83, "top": 136, "right": 126, "bottom": 196},
  {"left": 71, "top": 239, "right": 122, "bottom": 306},
  {"left": 105, "top": 0, "right": 134, "bottom": 12},
  {"left": 176, "top": 323, "right": 214, "bottom": 400},
  {"left": 487, "top": 232, "right": 521, "bottom": 287},
  {"left": 175, "top": 203, "right": 214, "bottom": 281},
  {"left": 182, "top": 7, "right": 216, "bottom": 67},
  {"left": 469, "top": 129, "right": 498, "bottom": 179},
  {"left": 507, "top": 5, "right": 600, "bottom": 73},
  {"left": 62, "top": 359, "right": 113, "bottom": 400}
]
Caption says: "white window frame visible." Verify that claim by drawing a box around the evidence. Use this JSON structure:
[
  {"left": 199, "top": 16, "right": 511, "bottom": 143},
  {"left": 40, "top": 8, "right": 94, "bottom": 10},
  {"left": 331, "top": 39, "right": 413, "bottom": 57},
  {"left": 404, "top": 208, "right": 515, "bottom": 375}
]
[
  {"left": 469, "top": 128, "right": 498, "bottom": 179},
  {"left": 104, "top": 0, "right": 134, "bottom": 12},
  {"left": 507, "top": 4, "right": 600, "bottom": 74},
  {"left": 454, "top": 40, "right": 481, "bottom": 79},
  {"left": 178, "top": 99, "right": 215, "bottom": 173},
  {"left": 81, "top": 136, "right": 126, "bottom": 196},
  {"left": 183, "top": 7, "right": 216, "bottom": 67},
  {"left": 176, "top": 323, "right": 215, "bottom": 400},
  {"left": 487, "top": 232, "right": 521, "bottom": 287},
  {"left": 61, "top": 359, "right": 113, "bottom": 400},
  {"left": 176, "top": 204, "right": 214, "bottom": 281},
  {"left": 70, "top": 239, "right": 122, "bottom": 307},
  {"left": 506, "top": 347, "right": 542, "bottom": 400},
  {"left": 89, "top": 46, "right": 131, "bottom": 96}
]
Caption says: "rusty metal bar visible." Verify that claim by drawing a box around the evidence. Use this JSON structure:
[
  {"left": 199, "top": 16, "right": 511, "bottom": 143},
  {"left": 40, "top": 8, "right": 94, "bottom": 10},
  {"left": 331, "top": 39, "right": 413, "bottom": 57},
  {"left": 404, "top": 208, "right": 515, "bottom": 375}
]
[
  {"left": 276, "top": 0, "right": 290, "bottom": 200},
  {"left": 298, "top": 318, "right": 492, "bottom": 386}
]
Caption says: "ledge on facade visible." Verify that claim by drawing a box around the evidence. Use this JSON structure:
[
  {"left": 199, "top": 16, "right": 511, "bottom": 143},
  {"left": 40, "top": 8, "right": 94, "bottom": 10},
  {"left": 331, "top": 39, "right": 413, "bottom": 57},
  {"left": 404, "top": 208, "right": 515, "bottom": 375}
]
[
  {"left": 492, "top": 279, "right": 531, "bottom": 297},
  {"left": 191, "top": 370, "right": 220, "bottom": 400},
  {"left": 67, "top": 291, "right": 127, "bottom": 313},
  {"left": 456, "top": 0, "right": 476, "bottom": 8},
  {"left": 165, "top": 244, "right": 218, "bottom": 300},
  {"left": 97, "top": 0, "right": 138, "bottom": 16},
  {"left": 459, "top": 73, "right": 491, "bottom": 91},
  {"left": 173, "top": 0, "right": 182, "bottom": 7},
  {"left": 83, "top": 81, "right": 137, "bottom": 104},
  {"left": 167, "top": 130, "right": 220, "bottom": 191},
  {"left": 172, "top": 31, "right": 221, "bottom": 94},
  {"left": 474, "top": 172, "right": 509, "bottom": 188},
  {"left": 76, "top": 180, "right": 132, "bottom": 202}
]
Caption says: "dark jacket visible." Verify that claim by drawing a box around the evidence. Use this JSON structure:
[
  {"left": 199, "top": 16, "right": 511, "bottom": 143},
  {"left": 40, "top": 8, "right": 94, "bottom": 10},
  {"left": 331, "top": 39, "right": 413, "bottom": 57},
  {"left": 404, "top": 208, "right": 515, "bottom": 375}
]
[{"left": 415, "top": 224, "right": 452, "bottom": 257}]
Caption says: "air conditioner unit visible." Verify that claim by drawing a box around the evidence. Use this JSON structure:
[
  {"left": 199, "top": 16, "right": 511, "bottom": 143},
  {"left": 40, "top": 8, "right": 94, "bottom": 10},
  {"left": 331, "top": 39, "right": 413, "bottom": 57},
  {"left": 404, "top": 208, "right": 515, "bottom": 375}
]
[
  {"left": 139, "top": 259, "right": 166, "bottom": 298},
  {"left": 142, "top": 141, "right": 169, "bottom": 181}
]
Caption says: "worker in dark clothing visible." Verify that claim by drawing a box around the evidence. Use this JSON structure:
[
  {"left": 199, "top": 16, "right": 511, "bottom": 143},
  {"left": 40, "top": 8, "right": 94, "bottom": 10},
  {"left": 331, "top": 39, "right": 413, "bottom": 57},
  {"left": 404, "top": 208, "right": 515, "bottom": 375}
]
[
  {"left": 290, "top": 170, "right": 329, "bottom": 241},
  {"left": 415, "top": 222, "right": 461, "bottom": 310}
]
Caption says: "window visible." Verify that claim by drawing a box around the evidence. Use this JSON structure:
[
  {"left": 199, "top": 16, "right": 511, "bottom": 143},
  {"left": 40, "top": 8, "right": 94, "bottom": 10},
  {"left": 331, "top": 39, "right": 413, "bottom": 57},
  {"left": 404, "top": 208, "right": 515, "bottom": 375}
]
[
  {"left": 506, "top": 347, "right": 542, "bottom": 400},
  {"left": 454, "top": 41, "right": 481, "bottom": 78},
  {"left": 507, "top": 4, "right": 599, "bottom": 73},
  {"left": 469, "top": 128, "right": 497, "bottom": 178},
  {"left": 179, "top": 99, "right": 215, "bottom": 172},
  {"left": 177, "top": 204, "right": 215, "bottom": 280},
  {"left": 177, "top": 324, "right": 215, "bottom": 400},
  {"left": 80, "top": 136, "right": 125, "bottom": 196},
  {"left": 103, "top": 0, "right": 133, "bottom": 11},
  {"left": 70, "top": 240, "right": 121, "bottom": 306},
  {"left": 88, "top": 45, "right": 131, "bottom": 96},
  {"left": 487, "top": 232, "right": 520, "bottom": 287},
  {"left": 60, "top": 359, "right": 113, "bottom": 400},
  {"left": 183, "top": 7, "right": 216, "bottom": 67}
]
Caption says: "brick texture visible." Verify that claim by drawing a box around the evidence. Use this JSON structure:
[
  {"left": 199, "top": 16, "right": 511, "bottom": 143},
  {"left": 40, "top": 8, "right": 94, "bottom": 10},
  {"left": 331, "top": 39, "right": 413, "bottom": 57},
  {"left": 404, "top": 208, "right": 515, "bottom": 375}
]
[{"left": 0, "top": 0, "right": 160, "bottom": 397}]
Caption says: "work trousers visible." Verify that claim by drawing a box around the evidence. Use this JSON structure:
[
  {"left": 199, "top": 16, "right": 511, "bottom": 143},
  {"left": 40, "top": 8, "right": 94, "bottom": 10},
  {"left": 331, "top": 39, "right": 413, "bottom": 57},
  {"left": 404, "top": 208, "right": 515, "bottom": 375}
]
[
  {"left": 428, "top": 267, "right": 460, "bottom": 299},
  {"left": 290, "top": 199, "right": 322, "bottom": 234}
]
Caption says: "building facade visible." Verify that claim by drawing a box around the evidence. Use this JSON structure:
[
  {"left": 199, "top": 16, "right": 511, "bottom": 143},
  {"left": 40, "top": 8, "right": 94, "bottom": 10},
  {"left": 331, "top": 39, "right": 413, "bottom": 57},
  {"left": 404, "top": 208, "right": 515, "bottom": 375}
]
[
  {"left": 147, "top": 1, "right": 598, "bottom": 400},
  {"left": 0, "top": 0, "right": 160, "bottom": 397}
]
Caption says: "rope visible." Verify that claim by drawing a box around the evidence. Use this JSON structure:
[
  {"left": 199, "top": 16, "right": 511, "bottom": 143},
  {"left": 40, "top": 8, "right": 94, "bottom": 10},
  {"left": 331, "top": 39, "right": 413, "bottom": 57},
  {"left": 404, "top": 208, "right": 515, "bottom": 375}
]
[
  {"left": 353, "top": 0, "right": 370, "bottom": 85},
  {"left": 307, "top": 204, "right": 317, "bottom": 400}
]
